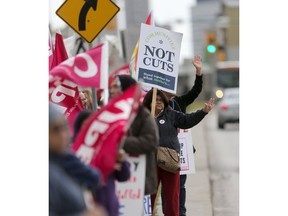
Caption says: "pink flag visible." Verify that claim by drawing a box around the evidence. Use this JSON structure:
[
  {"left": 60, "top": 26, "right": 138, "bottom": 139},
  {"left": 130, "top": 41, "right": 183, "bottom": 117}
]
[
  {"left": 49, "top": 75, "right": 84, "bottom": 135},
  {"left": 72, "top": 84, "right": 141, "bottom": 182},
  {"left": 51, "top": 33, "right": 69, "bottom": 69},
  {"left": 50, "top": 42, "right": 108, "bottom": 89},
  {"left": 49, "top": 32, "right": 85, "bottom": 135}
]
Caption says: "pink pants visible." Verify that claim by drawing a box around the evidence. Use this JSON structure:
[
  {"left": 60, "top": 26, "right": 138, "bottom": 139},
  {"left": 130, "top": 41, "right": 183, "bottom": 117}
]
[{"left": 151, "top": 167, "right": 180, "bottom": 216}]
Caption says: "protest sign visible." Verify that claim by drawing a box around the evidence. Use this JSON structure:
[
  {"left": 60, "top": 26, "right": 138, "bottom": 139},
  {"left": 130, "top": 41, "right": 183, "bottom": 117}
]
[
  {"left": 178, "top": 128, "right": 196, "bottom": 174},
  {"left": 136, "top": 24, "right": 183, "bottom": 94},
  {"left": 116, "top": 155, "right": 146, "bottom": 216}
]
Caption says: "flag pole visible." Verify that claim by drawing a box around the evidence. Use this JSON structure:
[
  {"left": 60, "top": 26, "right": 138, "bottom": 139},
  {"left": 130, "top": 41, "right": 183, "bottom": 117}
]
[
  {"left": 89, "top": 42, "right": 98, "bottom": 111},
  {"left": 92, "top": 88, "right": 98, "bottom": 111},
  {"left": 150, "top": 87, "right": 157, "bottom": 117},
  {"left": 150, "top": 87, "right": 160, "bottom": 216}
]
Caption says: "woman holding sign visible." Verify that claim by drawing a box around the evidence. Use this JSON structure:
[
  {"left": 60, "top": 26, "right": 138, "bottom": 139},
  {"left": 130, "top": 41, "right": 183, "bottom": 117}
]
[
  {"left": 161, "top": 54, "right": 204, "bottom": 216},
  {"left": 142, "top": 89, "right": 215, "bottom": 216}
]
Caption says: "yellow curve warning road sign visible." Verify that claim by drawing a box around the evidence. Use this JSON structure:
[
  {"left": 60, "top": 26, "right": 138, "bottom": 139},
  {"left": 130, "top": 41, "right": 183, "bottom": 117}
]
[{"left": 56, "top": 0, "right": 120, "bottom": 43}]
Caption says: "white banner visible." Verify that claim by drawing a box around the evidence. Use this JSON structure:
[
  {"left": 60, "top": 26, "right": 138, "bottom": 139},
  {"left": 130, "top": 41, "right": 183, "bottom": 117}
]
[
  {"left": 178, "top": 128, "right": 196, "bottom": 175},
  {"left": 116, "top": 155, "right": 146, "bottom": 216},
  {"left": 136, "top": 24, "right": 183, "bottom": 94}
]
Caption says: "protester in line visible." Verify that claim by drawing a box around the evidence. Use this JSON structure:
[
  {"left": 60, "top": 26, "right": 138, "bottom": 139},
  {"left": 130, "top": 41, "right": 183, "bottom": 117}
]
[
  {"left": 109, "top": 75, "right": 160, "bottom": 195},
  {"left": 79, "top": 91, "right": 88, "bottom": 109},
  {"left": 142, "top": 89, "right": 215, "bottom": 216},
  {"left": 161, "top": 54, "right": 204, "bottom": 216},
  {"left": 95, "top": 149, "right": 130, "bottom": 216},
  {"left": 80, "top": 88, "right": 93, "bottom": 110},
  {"left": 83, "top": 89, "right": 94, "bottom": 109},
  {"left": 96, "top": 89, "right": 104, "bottom": 108},
  {"left": 72, "top": 109, "right": 131, "bottom": 216},
  {"left": 50, "top": 106, "right": 102, "bottom": 192},
  {"left": 73, "top": 109, "right": 94, "bottom": 142},
  {"left": 49, "top": 103, "right": 107, "bottom": 216}
]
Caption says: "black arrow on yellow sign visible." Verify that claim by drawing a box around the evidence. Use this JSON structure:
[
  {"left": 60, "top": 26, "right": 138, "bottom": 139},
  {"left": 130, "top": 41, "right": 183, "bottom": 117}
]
[
  {"left": 79, "top": 0, "right": 98, "bottom": 31},
  {"left": 56, "top": 0, "right": 120, "bottom": 43}
]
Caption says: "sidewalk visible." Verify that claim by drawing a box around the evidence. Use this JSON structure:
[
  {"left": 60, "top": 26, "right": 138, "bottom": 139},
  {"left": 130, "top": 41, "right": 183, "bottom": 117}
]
[
  {"left": 186, "top": 119, "right": 213, "bottom": 216},
  {"left": 154, "top": 120, "right": 213, "bottom": 216}
]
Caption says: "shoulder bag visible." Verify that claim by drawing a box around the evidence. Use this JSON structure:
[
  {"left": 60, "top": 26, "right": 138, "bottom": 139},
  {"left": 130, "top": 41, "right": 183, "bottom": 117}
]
[{"left": 157, "top": 146, "right": 181, "bottom": 174}]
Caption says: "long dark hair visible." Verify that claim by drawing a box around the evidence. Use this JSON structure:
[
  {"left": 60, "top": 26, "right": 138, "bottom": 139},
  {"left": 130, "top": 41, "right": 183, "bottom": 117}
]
[{"left": 142, "top": 88, "right": 169, "bottom": 111}]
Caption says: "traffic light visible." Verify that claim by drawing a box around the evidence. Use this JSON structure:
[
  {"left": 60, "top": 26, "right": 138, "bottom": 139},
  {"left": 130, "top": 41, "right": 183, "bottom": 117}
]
[
  {"left": 205, "top": 32, "right": 217, "bottom": 54},
  {"left": 217, "top": 45, "right": 226, "bottom": 61}
]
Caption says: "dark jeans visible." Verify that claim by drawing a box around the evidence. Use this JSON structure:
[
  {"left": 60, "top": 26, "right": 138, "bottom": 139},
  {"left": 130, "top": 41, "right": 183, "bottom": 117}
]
[
  {"left": 152, "top": 168, "right": 180, "bottom": 216},
  {"left": 179, "top": 174, "right": 187, "bottom": 215},
  {"left": 161, "top": 174, "right": 187, "bottom": 216},
  {"left": 161, "top": 146, "right": 195, "bottom": 214}
]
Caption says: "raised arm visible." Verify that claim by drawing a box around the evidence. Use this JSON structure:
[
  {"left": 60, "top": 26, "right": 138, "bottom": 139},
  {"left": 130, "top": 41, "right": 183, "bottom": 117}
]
[
  {"left": 174, "top": 55, "right": 203, "bottom": 109},
  {"left": 174, "top": 98, "right": 215, "bottom": 129},
  {"left": 193, "top": 54, "right": 203, "bottom": 76},
  {"left": 202, "top": 98, "right": 215, "bottom": 113}
]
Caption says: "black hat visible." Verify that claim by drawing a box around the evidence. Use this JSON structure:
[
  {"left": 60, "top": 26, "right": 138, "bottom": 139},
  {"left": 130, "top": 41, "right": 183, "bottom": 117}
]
[
  {"left": 117, "top": 75, "right": 137, "bottom": 92},
  {"left": 73, "top": 110, "right": 93, "bottom": 141}
]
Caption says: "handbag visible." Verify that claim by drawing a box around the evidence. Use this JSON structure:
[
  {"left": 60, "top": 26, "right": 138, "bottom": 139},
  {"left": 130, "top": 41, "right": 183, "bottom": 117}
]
[{"left": 157, "top": 146, "right": 181, "bottom": 173}]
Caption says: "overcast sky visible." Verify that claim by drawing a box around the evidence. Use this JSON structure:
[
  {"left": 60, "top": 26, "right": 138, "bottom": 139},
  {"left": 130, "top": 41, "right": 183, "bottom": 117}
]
[
  {"left": 149, "top": 0, "right": 196, "bottom": 59},
  {"left": 149, "top": 0, "right": 196, "bottom": 24}
]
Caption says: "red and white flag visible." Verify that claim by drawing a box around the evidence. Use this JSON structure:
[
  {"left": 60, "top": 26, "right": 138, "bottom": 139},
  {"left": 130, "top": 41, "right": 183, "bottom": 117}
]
[
  {"left": 49, "top": 75, "right": 84, "bottom": 134},
  {"left": 72, "top": 84, "right": 142, "bottom": 182},
  {"left": 49, "top": 32, "right": 84, "bottom": 134},
  {"left": 51, "top": 33, "right": 69, "bottom": 69},
  {"left": 49, "top": 42, "right": 109, "bottom": 89}
]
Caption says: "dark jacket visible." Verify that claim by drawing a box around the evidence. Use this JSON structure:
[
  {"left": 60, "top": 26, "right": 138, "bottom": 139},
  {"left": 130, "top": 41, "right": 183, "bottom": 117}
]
[
  {"left": 171, "top": 75, "right": 203, "bottom": 112},
  {"left": 95, "top": 161, "right": 130, "bottom": 216},
  {"left": 49, "top": 157, "right": 87, "bottom": 216},
  {"left": 170, "top": 74, "right": 203, "bottom": 153},
  {"left": 49, "top": 150, "right": 102, "bottom": 191},
  {"left": 156, "top": 107, "right": 207, "bottom": 153},
  {"left": 123, "top": 105, "right": 159, "bottom": 195}
]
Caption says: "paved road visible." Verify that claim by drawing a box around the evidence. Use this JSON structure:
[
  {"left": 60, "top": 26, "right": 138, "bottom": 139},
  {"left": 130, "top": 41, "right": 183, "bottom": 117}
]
[{"left": 206, "top": 110, "right": 239, "bottom": 216}]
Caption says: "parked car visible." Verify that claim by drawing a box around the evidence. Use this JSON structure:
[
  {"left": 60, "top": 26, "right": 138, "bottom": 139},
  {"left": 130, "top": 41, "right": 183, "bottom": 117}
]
[{"left": 217, "top": 87, "right": 239, "bottom": 129}]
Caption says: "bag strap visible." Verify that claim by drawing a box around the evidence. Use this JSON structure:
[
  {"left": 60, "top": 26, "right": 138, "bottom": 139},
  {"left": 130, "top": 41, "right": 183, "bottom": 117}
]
[{"left": 165, "top": 148, "right": 179, "bottom": 162}]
